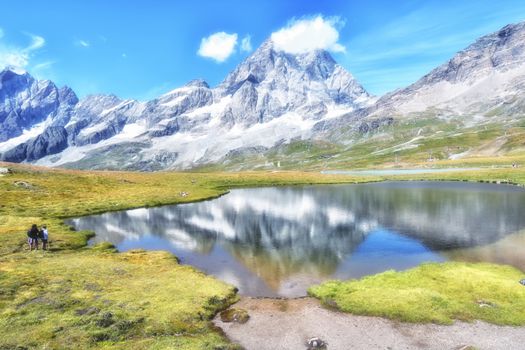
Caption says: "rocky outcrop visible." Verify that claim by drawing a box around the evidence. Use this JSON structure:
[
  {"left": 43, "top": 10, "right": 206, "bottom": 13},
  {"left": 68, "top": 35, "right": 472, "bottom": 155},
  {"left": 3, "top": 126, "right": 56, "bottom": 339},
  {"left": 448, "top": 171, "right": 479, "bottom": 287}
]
[
  {"left": 0, "top": 36, "right": 373, "bottom": 168},
  {"left": 0, "top": 69, "right": 77, "bottom": 142},
  {"left": 370, "top": 21, "right": 525, "bottom": 116},
  {"left": 357, "top": 117, "right": 394, "bottom": 134},
  {"left": 1, "top": 21, "right": 525, "bottom": 169},
  {"left": 144, "top": 79, "right": 213, "bottom": 126},
  {"left": 3, "top": 126, "right": 68, "bottom": 162},
  {"left": 217, "top": 40, "right": 371, "bottom": 125}
]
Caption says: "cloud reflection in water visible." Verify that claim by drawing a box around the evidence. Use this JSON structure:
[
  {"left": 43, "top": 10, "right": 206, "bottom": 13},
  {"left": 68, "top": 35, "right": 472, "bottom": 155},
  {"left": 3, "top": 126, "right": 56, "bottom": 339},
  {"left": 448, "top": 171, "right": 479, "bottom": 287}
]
[{"left": 67, "top": 181, "right": 525, "bottom": 297}]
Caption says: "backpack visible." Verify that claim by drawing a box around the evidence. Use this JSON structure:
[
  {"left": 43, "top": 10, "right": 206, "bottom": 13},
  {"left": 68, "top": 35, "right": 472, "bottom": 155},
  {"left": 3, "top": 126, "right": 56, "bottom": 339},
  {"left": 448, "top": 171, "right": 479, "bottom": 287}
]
[{"left": 27, "top": 228, "right": 38, "bottom": 239}]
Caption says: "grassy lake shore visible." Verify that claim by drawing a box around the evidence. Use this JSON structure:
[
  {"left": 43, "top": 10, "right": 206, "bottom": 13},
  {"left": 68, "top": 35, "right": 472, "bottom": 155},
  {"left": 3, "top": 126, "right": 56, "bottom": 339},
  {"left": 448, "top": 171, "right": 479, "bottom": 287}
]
[
  {"left": 1, "top": 161, "right": 524, "bottom": 349},
  {"left": 0, "top": 163, "right": 373, "bottom": 349}
]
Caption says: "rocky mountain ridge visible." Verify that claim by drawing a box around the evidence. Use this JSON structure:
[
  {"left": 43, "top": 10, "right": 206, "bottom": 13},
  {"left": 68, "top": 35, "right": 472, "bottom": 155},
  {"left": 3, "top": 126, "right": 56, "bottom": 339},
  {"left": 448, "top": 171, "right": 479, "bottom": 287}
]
[
  {"left": 0, "top": 38, "right": 371, "bottom": 169},
  {"left": 1, "top": 21, "right": 525, "bottom": 170},
  {"left": 372, "top": 21, "right": 525, "bottom": 117}
]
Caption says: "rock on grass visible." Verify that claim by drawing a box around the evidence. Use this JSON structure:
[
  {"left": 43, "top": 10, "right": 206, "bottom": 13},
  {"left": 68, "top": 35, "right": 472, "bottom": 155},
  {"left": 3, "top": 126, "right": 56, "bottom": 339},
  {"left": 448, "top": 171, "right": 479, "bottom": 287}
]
[{"left": 220, "top": 308, "right": 250, "bottom": 324}]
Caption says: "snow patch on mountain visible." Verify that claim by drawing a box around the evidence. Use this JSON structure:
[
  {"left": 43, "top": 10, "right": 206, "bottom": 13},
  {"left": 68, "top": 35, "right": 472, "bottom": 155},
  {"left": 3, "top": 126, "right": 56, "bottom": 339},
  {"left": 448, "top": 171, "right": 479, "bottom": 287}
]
[
  {"left": 370, "top": 21, "right": 525, "bottom": 117},
  {"left": 3, "top": 21, "right": 525, "bottom": 169},
  {"left": 0, "top": 115, "right": 52, "bottom": 152},
  {"left": 395, "top": 64, "right": 525, "bottom": 114}
]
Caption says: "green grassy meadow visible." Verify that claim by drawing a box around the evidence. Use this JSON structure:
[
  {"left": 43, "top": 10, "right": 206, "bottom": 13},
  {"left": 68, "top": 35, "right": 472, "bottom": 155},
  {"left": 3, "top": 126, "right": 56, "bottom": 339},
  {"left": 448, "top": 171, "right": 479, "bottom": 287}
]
[
  {"left": 1, "top": 161, "right": 524, "bottom": 349},
  {"left": 0, "top": 163, "right": 370, "bottom": 349},
  {"left": 200, "top": 117, "right": 525, "bottom": 171},
  {"left": 309, "top": 262, "right": 525, "bottom": 325}
]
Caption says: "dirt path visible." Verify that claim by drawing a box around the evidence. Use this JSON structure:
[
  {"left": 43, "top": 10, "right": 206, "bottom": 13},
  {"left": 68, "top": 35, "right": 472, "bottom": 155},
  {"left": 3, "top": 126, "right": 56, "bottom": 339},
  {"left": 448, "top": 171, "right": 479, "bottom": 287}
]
[{"left": 214, "top": 297, "right": 525, "bottom": 350}]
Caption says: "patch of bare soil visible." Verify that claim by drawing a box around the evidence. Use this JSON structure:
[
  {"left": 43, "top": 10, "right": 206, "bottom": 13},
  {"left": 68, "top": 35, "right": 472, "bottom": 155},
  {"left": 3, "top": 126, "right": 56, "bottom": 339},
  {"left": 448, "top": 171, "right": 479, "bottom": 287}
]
[{"left": 214, "top": 297, "right": 525, "bottom": 350}]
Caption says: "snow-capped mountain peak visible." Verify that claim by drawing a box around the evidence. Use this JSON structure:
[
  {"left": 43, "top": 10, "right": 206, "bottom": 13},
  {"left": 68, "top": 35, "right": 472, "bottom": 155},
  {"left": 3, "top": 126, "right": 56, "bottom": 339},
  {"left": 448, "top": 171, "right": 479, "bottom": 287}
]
[
  {"left": 0, "top": 36, "right": 372, "bottom": 169},
  {"left": 2, "top": 21, "right": 525, "bottom": 170},
  {"left": 0, "top": 68, "right": 77, "bottom": 147},
  {"left": 217, "top": 38, "right": 371, "bottom": 126}
]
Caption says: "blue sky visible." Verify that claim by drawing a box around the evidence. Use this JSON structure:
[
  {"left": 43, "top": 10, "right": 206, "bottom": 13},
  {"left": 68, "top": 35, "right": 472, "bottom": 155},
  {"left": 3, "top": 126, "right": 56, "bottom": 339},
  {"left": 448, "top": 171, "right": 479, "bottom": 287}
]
[{"left": 1, "top": 0, "right": 525, "bottom": 100}]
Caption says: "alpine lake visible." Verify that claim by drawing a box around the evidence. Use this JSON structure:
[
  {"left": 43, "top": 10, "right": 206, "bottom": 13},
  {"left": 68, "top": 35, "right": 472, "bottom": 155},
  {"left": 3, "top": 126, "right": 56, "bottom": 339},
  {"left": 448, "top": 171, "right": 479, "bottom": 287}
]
[{"left": 67, "top": 181, "right": 525, "bottom": 297}]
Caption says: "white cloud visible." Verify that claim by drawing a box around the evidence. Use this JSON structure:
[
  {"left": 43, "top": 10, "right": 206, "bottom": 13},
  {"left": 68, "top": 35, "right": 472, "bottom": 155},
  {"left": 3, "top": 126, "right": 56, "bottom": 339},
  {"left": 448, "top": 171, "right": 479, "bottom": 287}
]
[
  {"left": 271, "top": 15, "right": 346, "bottom": 54},
  {"left": 76, "top": 39, "right": 90, "bottom": 47},
  {"left": 0, "top": 51, "right": 27, "bottom": 69},
  {"left": 0, "top": 32, "right": 46, "bottom": 71},
  {"left": 32, "top": 61, "right": 54, "bottom": 71},
  {"left": 240, "top": 35, "right": 252, "bottom": 52},
  {"left": 26, "top": 35, "right": 45, "bottom": 51},
  {"left": 198, "top": 32, "right": 238, "bottom": 62},
  {"left": 31, "top": 60, "right": 56, "bottom": 79},
  {"left": 0, "top": 28, "right": 4, "bottom": 39}
]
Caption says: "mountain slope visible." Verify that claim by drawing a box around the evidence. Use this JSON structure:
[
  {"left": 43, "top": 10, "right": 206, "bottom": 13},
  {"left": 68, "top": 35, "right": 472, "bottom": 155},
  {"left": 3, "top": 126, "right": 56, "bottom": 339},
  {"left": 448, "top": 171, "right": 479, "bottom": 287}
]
[
  {"left": 1, "top": 21, "right": 525, "bottom": 170},
  {"left": 0, "top": 39, "right": 372, "bottom": 169},
  {"left": 292, "top": 21, "right": 525, "bottom": 169},
  {"left": 217, "top": 39, "right": 370, "bottom": 125},
  {"left": 373, "top": 21, "right": 525, "bottom": 117},
  {"left": 0, "top": 69, "right": 78, "bottom": 161}
]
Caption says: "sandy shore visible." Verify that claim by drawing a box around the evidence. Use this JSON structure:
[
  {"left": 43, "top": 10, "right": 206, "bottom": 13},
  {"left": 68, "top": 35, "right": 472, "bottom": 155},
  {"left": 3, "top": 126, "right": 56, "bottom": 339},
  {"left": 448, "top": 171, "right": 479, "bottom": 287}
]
[{"left": 214, "top": 297, "right": 525, "bottom": 350}]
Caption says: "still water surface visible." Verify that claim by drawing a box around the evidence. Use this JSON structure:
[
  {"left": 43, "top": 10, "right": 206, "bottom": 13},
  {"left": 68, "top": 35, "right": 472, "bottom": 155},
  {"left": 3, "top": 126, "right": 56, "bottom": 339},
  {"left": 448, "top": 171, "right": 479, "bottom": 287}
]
[{"left": 67, "top": 181, "right": 525, "bottom": 297}]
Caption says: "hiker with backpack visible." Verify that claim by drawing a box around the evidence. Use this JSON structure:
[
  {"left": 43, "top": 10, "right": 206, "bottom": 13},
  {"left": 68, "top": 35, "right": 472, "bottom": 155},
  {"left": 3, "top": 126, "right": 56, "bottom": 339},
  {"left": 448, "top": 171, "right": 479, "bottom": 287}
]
[{"left": 27, "top": 224, "right": 39, "bottom": 251}]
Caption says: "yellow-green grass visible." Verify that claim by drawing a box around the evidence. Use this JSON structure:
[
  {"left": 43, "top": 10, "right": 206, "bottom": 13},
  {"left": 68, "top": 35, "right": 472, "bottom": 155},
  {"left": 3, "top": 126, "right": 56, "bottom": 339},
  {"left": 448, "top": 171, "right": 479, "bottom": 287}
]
[
  {"left": 0, "top": 216, "right": 92, "bottom": 256},
  {"left": 306, "top": 166, "right": 525, "bottom": 325},
  {"left": 0, "top": 162, "right": 374, "bottom": 217},
  {"left": 0, "top": 247, "right": 238, "bottom": 349},
  {"left": 1, "top": 161, "right": 525, "bottom": 348},
  {"left": 0, "top": 162, "right": 372, "bottom": 349},
  {"left": 0, "top": 163, "right": 374, "bottom": 254},
  {"left": 387, "top": 167, "right": 525, "bottom": 186},
  {"left": 204, "top": 119, "right": 525, "bottom": 171},
  {"left": 308, "top": 262, "right": 525, "bottom": 325}
]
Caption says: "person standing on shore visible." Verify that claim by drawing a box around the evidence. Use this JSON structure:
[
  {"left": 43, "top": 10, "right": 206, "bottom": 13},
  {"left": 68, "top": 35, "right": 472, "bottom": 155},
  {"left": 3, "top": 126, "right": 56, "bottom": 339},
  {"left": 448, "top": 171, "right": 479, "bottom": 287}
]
[
  {"left": 27, "top": 224, "right": 39, "bottom": 251},
  {"left": 40, "top": 225, "right": 49, "bottom": 251}
]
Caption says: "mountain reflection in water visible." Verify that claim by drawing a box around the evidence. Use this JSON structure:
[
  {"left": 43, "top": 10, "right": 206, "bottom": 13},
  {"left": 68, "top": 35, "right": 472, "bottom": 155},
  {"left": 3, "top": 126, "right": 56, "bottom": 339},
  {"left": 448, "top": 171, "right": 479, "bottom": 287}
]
[{"left": 67, "top": 181, "right": 525, "bottom": 297}]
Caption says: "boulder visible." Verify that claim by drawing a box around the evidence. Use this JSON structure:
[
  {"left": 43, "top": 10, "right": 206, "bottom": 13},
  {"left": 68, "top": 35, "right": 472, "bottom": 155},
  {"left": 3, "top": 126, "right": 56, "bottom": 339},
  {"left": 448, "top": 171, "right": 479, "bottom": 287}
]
[
  {"left": 13, "top": 181, "right": 34, "bottom": 189},
  {"left": 219, "top": 308, "right": 250, "bottom": 324},
  {"left": 306, "top": 337, "right": 327, "bottom": 349}
]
